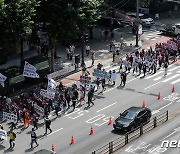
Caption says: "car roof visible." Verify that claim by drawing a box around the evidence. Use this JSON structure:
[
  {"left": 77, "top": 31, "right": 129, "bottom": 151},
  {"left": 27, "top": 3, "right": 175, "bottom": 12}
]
[{"left": 127, "top": 106, "right": 145, "bottom": 113}]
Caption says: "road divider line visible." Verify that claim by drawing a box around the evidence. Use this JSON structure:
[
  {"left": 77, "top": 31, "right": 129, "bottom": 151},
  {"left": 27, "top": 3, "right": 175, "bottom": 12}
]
[
  {"left": 38, "top": 128, "right": 63, "bottom": 141},
  {"left": 168, "top": 65, "right": 180, "bottom": 72},
  {"left": 96, "top": 102, "right": 117, "bottom": 113},
  {"left": 145, "top": 71, "right": 163, "bottom": 79},
  {"left": 162, "top": 74, "right": 180, "bottom": 82},
  {"left": 144, "top": 81, "right": 161, "bottom": 90},
  {"left": 152, "top": 102, "right": 173, "bottom": 115}
]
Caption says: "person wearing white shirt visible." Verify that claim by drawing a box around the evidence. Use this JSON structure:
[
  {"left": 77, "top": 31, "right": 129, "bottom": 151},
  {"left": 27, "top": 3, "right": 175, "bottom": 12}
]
[{"left": 85, "top": 45, "right": 90, "bottom": 56}]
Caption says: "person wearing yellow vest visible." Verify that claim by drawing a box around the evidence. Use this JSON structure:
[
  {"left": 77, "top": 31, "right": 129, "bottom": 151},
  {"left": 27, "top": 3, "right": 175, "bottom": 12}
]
[{"left": 8, "top": 129, "right": 16, "bottom": 149}]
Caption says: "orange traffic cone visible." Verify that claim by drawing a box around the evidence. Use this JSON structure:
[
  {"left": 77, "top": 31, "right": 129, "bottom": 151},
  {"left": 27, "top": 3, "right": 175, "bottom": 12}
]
[
  {"left": 70, "top": 136, "right": 75, "bottom": 145},
  {"left": 172, "top": 85, "right": 175, "bottom": 93},
  {"left": 51, "top": 144, "right": 56, "bottom": 153},
  {"left": 157, "top": 92, "right": 161, "bottom": 100},
  {"left": 89, "top": 126, "right": 94, "bottom": 135},
  {"left": 108, "top": 116, "right": 112, "bottom": 125},
  {"left": 142, "top": 100, "right": 146, "bottom": 108}
]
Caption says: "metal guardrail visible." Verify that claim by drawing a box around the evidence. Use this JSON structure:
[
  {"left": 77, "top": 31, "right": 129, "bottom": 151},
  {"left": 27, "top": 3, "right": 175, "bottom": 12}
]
[{"left": 92, "top": 111, "right": 168, "bottom": 154}]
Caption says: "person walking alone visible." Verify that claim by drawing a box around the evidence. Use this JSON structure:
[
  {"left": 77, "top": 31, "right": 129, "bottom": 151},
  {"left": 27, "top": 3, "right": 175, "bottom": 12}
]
[
  {"left": 91, "top": 52, "right": 95, "bottom": 66},
  {"left": 164, "top": 61, "right": 168, "bottom": 76},
  {"left": 30, "top": 128, "right": 39, "bottom": 148},
  {"left": 44, "top": 117, "right": 52, "bottom": 135}
]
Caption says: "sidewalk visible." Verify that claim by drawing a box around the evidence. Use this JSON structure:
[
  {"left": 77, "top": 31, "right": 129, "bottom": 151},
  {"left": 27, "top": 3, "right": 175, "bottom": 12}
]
[{"left": 0, "top": 27, "right": 137, "bottom": 71}]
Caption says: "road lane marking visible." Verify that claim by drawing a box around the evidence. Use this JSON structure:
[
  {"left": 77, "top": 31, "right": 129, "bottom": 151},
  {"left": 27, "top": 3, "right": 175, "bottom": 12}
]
[
  {"left": 145, "top": 71, "right": 163, "bottom": 79},
  {"left": 160, "top": 127, "right": 180, "bottom": 141},
  {"left": 158, "top": 102, "right": 172, "bottom": 110},
  {"left": 152, "top": 102, "right": 173, "bottom": 115},
  {"left": 154, "top": 73, "right": 172, "bottom": 81},
  {"left": 162, "top": 74, "right": 180, "bottom": 82},
  {"left": 96, "top": 102, "right": 117, "bottom": 113},
  {"left": 144, "top": 81, "right": 161, "bottom": 90},
  {"left": 171, "top": 78, "right": 180, "bottom": 84},
  {"left": 169, "top": 65, "right": 180, "bottom": 72},
  {"left": 38, "top": 128, "right": 63, "bottom": 141}
]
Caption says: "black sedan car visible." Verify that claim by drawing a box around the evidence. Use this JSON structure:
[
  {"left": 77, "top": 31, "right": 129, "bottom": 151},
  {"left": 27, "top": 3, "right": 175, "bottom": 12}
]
[{"left": 113, "top": 106, "right": 151, "bottom": 132}]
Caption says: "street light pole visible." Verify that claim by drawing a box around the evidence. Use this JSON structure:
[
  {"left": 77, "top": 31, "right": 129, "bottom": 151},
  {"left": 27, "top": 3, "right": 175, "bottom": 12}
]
[
  {"left": 136, "top": 0, "right": 140, "bottom": 47},
  {"left": 81, "top": 34, "right": 85, "bottom": 67}
]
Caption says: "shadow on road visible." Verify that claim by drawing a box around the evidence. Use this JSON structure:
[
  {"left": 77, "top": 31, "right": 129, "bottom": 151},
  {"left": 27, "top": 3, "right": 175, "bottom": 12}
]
[{"left": 111, "top": 129, "right": 125, "bottom": 135}]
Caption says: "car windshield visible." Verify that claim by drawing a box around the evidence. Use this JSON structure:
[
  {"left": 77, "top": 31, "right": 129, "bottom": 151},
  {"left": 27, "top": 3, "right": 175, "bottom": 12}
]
[{"left": 121, "top": 110, "right": 136, "bottom": 120}]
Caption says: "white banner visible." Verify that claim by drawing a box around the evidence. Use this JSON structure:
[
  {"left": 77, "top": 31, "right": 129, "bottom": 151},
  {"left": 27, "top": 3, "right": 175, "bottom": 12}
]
[
  {"left": 40, "top": 89, "right": 55, "bottom": 100},
  {"left": 47, "top": 78, "right": 57, "bottom": 92},
  {"left": 3, "top": 112, "right": 17, "bottom": 123},
  {"left": 23, "top": 61, "right": 40, "bottom": 78},
  {"left": 0, "top": 73, "right": 7, "bottom": 87},
  {"left": 34, "top": 104, "right": 44, "bottom": 117},
  {"left": 0, "top": 129, "right": 8, "bottom": 140},
  {"left": 47, "top": 65, "right": 75, "bottom": 79}
]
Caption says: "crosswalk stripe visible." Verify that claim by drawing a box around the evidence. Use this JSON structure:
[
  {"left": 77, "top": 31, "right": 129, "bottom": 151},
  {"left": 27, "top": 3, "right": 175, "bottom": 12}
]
[
  {"left": 145, "top": 71, "right": 163, "bottom": 79},
  {"left": 106, "top": 66, "right": 119, "bottom": 72},
  {"left": 154, "top": 72, "right": 172, "bottom": 81},
  {"left": 162, "top": 74, "right": 180, "bottom": 82},
  {"left": 168, "top": 65, "right": 180, "bottom": 72},
  {"left": 171, "top": 78, "right": 180, "bottom": 84},
  {"left": 177, "top": 70, "right": 180, "bottom": 73}
]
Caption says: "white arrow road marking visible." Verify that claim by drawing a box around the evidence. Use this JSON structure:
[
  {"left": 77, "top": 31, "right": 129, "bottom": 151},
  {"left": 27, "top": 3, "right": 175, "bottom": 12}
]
[
  {"left": 96, "top": 102, "right": 117, "bottom": 113},
  {"left": 38, "top": 128, "right": 63, "bottom": 141},
  {"left": 160, "top": 127, "right": 180, "bottom": 141}
]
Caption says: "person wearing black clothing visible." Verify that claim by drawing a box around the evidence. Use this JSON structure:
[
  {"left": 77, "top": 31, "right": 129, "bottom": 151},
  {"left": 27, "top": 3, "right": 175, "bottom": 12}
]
[
  {"left": 30, "top": 128, "right": 39, "bottom": 148},
  {"left": 65, "top": 93, "right": 71, "bottom": 109},
  {"left": 33, "top": 115, "right": 38, "bottom": 130},
  {"left": 87, "top": 91, "right": 94, "bottom": 106},
  {"left": 142, "top": 63, "right": 146, "bottom": 77},
  {"left": 122, "top": 72, "right": 127, "bottom": 86},
  {"left": 44, "top": 117, "right": 52, "bottom": 135},
  {"left": 59, "top": 82, "right": 64, "bottom": 91},
  {"left": 72, "top": 95, "right": 76, "bottom": 111}
]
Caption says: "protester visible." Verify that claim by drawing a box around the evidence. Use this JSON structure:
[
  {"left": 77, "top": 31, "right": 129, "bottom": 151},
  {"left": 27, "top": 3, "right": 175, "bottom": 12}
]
[
  {"left": 8, "top": 129, "right": 16, "bottom": 149},
  {"left": 44, "top": 117, "right": 52, "bottom": 135},
  {"left": 30, "top": 128, "right": 39, "bottom": 148}
]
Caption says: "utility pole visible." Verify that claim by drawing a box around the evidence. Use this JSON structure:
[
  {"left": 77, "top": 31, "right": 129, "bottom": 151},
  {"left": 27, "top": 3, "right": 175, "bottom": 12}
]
[
  {"left": 81, "top": 34, "right": 85, "bottom": 67},
  {"left": 135, "top": 0, "right": 140, "bottom": 47}
]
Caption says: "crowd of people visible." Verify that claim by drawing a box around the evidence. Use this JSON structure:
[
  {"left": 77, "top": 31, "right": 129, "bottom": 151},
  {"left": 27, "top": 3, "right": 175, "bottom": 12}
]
[{"left": 0, "top": 37, "right": 179, "bottom": 149}]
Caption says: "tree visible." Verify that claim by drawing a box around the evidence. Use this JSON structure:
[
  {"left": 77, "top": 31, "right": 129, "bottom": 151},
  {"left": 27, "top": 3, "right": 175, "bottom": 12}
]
[
  {"left": 1, "top": 0, "right": 38, "bottom": 68},
  {"left": 36, "top": 0, "right": 106, "bottom": 72}
]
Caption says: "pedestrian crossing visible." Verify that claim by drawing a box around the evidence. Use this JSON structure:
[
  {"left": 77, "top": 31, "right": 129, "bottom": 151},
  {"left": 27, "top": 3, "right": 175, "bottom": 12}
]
[
  {"left": 142, "top": 30, "right": 163, "bottom": 41},
  {"left": 103, "top": 63, "right": 180, "bottom": 85}
]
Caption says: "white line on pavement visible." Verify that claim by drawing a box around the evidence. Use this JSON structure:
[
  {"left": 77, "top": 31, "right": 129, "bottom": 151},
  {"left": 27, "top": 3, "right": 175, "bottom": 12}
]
[
  {"left": 145, "top": 71, "right": 163, "bottom": 79},
  {"left": 168, "top": 65, "right": 180, "bottom": 72},
  {"left": 171, "top": 78, "right": 180, "bottom": 84},
  {"left": 38, "top": 128, "right": 63, "bottom": 141},
  {"left": 96, "top": 102, "right": 117, "bottom": 113},
  {"left": 162, "top": 74, "right": 180, "bottom": 82},
  {"left": 154, "top": 73, "right": 172, "bottom": 81},
  {"left": 158, "top": 102, "right": 172, "bottom": 111},
  {"left": 160, "top": 129, "right": 178, "bottom": 142},
  {"left": 144, "top": 81, "right": 161, "bottom": 90},
  {"left": 151, "top": 102, "right": 172, "bottom": 115}
]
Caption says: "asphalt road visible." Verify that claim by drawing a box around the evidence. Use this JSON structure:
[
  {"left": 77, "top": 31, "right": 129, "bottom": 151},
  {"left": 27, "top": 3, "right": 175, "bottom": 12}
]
[
  {"left": 1, "top": 27, "right": 180, "bottom": 154},
  {"left": 118, "top": 114, "right": 180, "bottom": 154},
  {"left": 1, "top": 56, "right": 180, "bottom": 154}
]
